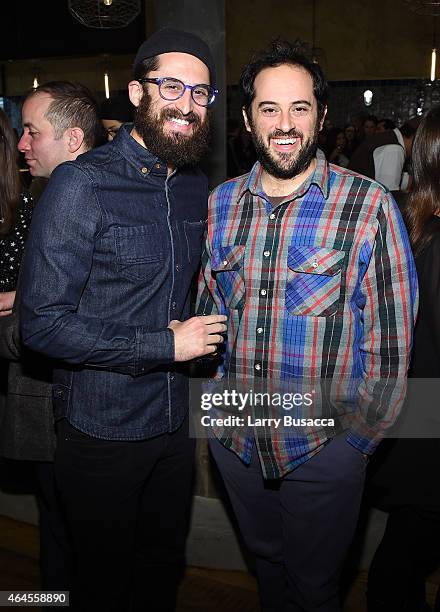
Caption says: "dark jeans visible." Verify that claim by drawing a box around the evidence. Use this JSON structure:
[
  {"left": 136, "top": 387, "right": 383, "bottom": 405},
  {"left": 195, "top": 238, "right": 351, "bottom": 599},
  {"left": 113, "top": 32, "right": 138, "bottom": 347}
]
[
  {"left": 54, "top": 416, "right": 195, "bottom": 612},
  {"left": 35, "top": 462, "right": 74, "bottom": 592},
  {"left": 210, "top": 434, "right": 366, "bottom": 612}
]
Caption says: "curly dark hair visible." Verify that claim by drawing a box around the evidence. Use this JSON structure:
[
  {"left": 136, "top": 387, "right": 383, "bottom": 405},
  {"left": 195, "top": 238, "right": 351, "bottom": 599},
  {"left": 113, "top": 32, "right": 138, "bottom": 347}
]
[{"left": 239, "top": 39, "right": 328, "bottom": 122}]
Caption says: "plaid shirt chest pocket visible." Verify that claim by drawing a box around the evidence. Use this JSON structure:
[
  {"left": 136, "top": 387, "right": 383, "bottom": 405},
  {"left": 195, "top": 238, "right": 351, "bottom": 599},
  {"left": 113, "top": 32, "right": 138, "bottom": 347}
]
[
  {"left": 211, "top": 245, "right": 246, "bottom": 310},
  {"left": 286, "top": 245, "right": 346, "bottom": 317}
]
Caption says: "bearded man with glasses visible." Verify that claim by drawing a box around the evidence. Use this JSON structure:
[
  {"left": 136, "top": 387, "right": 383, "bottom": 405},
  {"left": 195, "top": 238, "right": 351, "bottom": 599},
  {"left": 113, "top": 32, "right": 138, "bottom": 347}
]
[{"left": 19, "top": 28, "right": 226, "bottom": 612}]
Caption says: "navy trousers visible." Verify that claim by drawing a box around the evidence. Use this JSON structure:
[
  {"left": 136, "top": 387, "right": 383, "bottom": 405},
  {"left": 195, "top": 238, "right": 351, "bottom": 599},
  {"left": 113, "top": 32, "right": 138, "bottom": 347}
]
[{"left": 210, "top": 433, "right": 366, "bottom": 612}]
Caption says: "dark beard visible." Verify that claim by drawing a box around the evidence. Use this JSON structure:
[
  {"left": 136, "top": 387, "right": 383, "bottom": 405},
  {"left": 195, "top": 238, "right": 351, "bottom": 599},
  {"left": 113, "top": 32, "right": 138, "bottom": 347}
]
[
  {"left": 134, "top": 91, "right": 211, "bottom": 168},
  {"left": 250, "top": 123, "right": 319, "bottom": 180}
]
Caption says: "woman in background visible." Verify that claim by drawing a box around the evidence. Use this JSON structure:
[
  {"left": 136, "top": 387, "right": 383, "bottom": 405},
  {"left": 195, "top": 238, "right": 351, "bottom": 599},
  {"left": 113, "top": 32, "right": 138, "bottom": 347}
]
[
  {"left": 367, "top": 105, "right": 440, "bottom": 612},
  {"left": 344, "top": 123, "right": 360, "bottom": 159},
  {"left": 326, "top": 127, "right": 350, "bottom": 168},
  {"left": 0, "top": 108, "right": 33, "bottom": 314}
]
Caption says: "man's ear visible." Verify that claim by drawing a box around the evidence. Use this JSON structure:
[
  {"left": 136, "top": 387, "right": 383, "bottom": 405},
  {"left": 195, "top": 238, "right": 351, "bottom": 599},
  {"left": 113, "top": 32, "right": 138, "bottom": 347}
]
[
  {"left": 242, "top": 107, "right": 251, "bottom": 133},
  {"left": 128, "top": 80, "right": 143, "bottom": 108},
  {"left": 319, "top": 106, "right": 328, "bottom": 131},
  {"left": 67, "top": 127, "right": 84, "bottom": 154}
]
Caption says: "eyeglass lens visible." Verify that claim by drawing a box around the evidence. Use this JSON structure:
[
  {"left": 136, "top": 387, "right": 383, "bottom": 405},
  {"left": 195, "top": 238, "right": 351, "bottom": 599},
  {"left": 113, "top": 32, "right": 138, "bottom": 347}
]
[{"left": 160, "top": 78, "right": 212, "bottom": 106}]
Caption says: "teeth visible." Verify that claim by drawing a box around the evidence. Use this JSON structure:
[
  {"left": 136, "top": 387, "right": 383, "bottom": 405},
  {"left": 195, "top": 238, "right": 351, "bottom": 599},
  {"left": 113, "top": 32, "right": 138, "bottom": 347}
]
[
  {"left": 273, "top": 138, "right": 297, "bottom": 145},
  {"left": 170, "top": 117, "right": 189, "bottom": 126}
]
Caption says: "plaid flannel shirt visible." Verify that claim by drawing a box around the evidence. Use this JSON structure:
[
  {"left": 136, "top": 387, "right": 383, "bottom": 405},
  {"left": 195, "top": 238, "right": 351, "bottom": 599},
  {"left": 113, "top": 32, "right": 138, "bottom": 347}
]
[{"left": 196, "top": 150, "right": 418, "bottom": 478}]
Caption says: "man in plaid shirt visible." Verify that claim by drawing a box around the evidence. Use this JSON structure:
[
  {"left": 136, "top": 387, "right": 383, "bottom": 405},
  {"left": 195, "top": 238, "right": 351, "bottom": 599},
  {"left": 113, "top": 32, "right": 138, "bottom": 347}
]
[{"left": 197, "top": 40, "right": 418, "bottom": 611}]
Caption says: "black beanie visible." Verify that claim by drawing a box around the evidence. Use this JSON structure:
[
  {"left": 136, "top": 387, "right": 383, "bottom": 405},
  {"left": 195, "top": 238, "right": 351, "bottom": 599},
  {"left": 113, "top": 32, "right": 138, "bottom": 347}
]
[{"left": 133, "top": 27, "right": 216, "bottom": 86}]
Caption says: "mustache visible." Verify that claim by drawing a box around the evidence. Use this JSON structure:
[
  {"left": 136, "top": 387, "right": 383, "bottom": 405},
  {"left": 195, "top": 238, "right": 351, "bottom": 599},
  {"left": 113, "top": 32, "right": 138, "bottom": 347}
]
[{"left": 269, "top": 129, "right": 303, "bottom": 139}]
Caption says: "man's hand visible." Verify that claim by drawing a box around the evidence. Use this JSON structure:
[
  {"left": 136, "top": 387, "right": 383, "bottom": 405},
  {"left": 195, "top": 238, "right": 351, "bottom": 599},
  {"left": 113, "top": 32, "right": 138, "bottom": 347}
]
[
  {"left": 0, "top": 291, "right": 16, "bottom": 317},
  {"left": 168, "top": 315, "right": 227, "bottom": 362}
]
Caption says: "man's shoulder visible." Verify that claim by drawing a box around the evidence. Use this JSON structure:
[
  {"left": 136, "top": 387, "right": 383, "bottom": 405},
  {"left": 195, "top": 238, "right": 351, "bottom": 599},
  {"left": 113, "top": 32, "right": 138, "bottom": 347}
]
[
  {"left": 75, "top": 141, "right": 120, "bottom": 169},
  {"left": 328, "top": 162, "right": 396, "bottom": 217},
  {"left": 48, "top": 142, "right": 116, "bottom": 177},
  {"left": 210, "top": 172, "right": 250, "bottom": 203},
  {"left": 329, "top": 161, "right": 390, "bottom": 192}
]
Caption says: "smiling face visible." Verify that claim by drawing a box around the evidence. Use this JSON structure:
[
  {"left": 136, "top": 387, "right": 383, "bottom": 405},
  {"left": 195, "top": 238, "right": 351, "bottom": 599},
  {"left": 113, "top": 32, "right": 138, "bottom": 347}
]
[
  {"left": 243, "top": 64, "right": 325, "bottom": 180},
  {"left": 129, "top": 52, "right": 211, "bottom": 168},
  {"left": 17, "top": 93, "right": 70, "bottom": 178}
]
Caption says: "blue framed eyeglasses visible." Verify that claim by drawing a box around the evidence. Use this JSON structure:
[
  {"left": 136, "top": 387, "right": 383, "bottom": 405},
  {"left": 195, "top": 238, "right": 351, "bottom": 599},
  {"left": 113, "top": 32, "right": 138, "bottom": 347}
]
[{"left": 138, "top": 77, "right": 218, "bottom": 107}]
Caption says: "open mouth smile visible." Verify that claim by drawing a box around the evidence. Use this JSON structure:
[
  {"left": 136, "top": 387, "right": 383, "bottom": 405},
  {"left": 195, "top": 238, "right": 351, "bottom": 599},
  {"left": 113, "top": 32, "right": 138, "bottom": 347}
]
[
  {"left": 270, "top": 135, "right": 301, "bottom": 152},
  {"left": 170, "top": 117, "right": 191, "bottom": 126},
  {"left": 272, "top": 137, "right": 298, "bottom": 145}
]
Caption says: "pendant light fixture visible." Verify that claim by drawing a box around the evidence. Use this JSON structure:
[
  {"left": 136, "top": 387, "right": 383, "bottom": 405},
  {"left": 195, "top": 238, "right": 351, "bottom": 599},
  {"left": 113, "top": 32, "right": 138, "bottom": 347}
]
[
  {"left": 431, "top": 18, "right": 437, "bottom": 81},
  {"left": 404, "top": 1, "right": 440, "bottom": 80},
  {"left": 68, "top": 0, "right": 140, "bottom": 29}
]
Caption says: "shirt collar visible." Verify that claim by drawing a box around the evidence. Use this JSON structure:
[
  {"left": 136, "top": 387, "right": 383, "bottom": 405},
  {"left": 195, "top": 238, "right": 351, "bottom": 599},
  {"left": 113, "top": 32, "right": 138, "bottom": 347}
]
[
  {"left": 237, "top": 148, "right": 330, "bottom": 203},
  {"left": 112, "top": 124, "right": 168, "bottom": 176}
]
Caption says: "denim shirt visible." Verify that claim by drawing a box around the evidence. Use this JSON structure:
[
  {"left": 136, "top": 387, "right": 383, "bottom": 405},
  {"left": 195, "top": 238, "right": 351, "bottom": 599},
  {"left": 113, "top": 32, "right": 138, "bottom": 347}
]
[{"left": 20, "top": 125, "right": 207, "bottom": 440}]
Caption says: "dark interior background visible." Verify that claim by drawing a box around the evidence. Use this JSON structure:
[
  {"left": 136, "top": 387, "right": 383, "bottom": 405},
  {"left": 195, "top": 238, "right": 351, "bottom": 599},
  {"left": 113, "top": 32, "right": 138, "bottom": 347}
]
[{"left": 0, "top": 3, "right": 145, "bottom": 60}]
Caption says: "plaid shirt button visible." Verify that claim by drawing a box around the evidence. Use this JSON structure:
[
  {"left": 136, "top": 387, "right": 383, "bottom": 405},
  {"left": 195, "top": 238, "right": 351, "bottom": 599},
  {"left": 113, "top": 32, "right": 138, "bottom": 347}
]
[
  {"left": 257, "top": 327, "right": 263, "bottom": 334},
  {"left": 254, "top": 363, "right": 261, "bottom": 370},
  {"left": 260, "top": 289, "right": 267, "bottom": 296},
  {"left": 264, "top": 251, "right": 271, "bottom": 257}
]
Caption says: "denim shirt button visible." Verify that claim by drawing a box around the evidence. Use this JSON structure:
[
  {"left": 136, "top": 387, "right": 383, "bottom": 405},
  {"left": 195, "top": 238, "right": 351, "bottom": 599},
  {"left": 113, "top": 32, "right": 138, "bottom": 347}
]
[
  {"left": 172, "top": 301, "right": 177, "bottom": 309},
  {"left": 140, "top": 167, "right": 149, "bottom": 174}
]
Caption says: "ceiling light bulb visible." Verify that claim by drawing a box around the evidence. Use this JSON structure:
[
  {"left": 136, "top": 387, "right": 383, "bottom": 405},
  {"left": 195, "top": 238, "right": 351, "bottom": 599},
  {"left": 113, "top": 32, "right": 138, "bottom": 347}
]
[
  {"left": 104, "top": 72, "right": 110, "bottom": 99},
  {"left": 363, "top": 90, "right": 373, "bottom": 107},
  {"left": 103, "top": 0, "right": 112, "bottom": 6}
]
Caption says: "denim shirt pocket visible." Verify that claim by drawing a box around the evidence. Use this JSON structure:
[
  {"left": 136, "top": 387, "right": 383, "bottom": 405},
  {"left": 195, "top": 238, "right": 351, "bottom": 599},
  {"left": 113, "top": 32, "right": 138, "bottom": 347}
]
[
  {"left": 286, "top": 245, "right": 346, "bottom": 317},
  {"left": 183, "top": 219, "right": 205, "bottom": 267},
  {"left": 115, "top": 224, "right": 165, "bottom": 282},
  {"left": 212, "top": 245, "right": 246, "bottom": 310}
]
